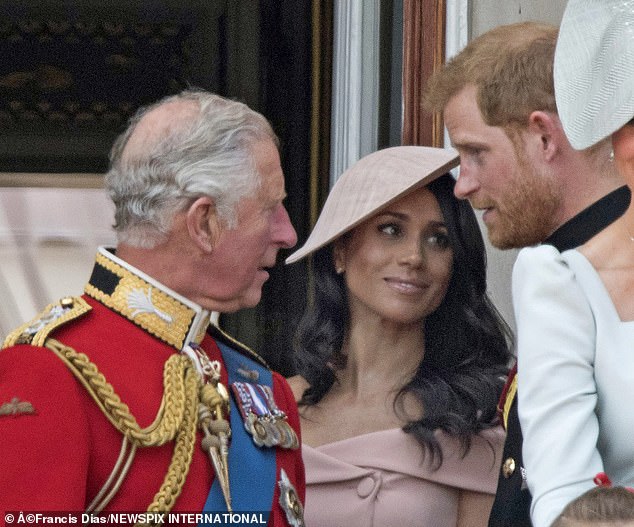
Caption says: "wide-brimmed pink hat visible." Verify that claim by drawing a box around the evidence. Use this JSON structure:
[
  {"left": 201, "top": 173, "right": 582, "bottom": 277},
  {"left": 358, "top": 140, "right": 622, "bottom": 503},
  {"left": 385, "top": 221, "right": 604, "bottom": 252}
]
[{"left": 286, "top": 146, "right": 459, "bottom": 264}]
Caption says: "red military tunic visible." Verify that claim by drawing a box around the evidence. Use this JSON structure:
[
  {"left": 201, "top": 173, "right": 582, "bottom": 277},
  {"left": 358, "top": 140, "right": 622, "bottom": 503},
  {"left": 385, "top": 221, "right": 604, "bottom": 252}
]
[{"left": 0, "top": 248, "right": 304, "bottom": 526}]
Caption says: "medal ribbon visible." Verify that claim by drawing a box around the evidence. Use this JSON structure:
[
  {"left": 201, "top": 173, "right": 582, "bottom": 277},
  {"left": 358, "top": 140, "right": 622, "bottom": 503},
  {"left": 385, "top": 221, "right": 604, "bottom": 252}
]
[
  {"left": 258, "top": 384, "right": 286, "bottom": 419},
  {"left": 236, "top": 381, "right": 271, "bottom": 418}
]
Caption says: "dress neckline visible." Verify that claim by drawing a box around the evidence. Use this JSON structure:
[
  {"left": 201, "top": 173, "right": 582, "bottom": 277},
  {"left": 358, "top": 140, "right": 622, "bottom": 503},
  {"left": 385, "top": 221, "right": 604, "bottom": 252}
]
[
  {"left": 565, "top": 248, "right": 634, "bottom": 325},
  {"left": 304, "top": 427, "right": 404, "bottom": 451}
]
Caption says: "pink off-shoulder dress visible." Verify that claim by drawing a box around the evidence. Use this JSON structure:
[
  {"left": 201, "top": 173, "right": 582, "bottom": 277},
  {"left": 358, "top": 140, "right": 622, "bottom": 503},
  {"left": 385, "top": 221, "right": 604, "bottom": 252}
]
[{"left": 302, "top": 427, "right": 504, "bottom": 527}]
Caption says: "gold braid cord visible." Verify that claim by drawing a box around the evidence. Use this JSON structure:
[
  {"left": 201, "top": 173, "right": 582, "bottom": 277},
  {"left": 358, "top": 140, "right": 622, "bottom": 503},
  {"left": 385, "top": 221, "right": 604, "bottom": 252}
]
[
  {"left": 44, "top": 339, "right": 202, "bottom": 519},
  {"left": 145, "top": 365, "right": 199, "bottom": 516}
]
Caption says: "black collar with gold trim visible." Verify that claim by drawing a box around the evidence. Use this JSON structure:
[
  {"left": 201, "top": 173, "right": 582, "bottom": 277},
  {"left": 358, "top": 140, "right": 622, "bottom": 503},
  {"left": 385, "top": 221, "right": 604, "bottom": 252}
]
[
  {"left": 209, "top": 323, "right": 268, "bottom": 368},
  {"left": 85, "top": 248, "right": 211, "bottom": 351}
]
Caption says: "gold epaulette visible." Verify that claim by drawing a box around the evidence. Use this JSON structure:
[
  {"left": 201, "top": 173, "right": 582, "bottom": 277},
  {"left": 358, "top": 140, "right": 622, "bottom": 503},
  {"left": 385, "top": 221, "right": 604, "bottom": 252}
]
[{"left": 2, "top": 296, "right": 92, "bottom": 348}]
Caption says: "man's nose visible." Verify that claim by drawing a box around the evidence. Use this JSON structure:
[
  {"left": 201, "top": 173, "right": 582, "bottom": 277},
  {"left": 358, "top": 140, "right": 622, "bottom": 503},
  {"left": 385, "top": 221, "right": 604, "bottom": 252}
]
[
  {"left": 453, "top": 167, "right": 479, "bottom": 200},
  {"left": 273, "top": 205, "right": 298, "bottom": 248}
]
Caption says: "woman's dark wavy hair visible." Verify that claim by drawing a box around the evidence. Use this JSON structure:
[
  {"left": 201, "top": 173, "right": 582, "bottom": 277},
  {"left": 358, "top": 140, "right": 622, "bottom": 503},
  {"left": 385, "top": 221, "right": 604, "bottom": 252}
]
[{"left": 293, "top": 174, "right": 514, "bottom": 466}]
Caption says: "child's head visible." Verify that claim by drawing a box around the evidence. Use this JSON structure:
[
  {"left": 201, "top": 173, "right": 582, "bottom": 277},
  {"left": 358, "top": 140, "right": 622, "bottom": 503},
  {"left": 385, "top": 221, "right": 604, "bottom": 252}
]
[{"left": 552, "top": 486, "right": 634, "bottom": 526}]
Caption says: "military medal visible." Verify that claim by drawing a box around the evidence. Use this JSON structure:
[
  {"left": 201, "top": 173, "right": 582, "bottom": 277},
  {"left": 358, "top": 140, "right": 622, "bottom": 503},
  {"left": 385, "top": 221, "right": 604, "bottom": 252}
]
[
  {"left": 232, "top": 381, "right": 269, "bottom": 446},
  {"left": 259, "top": 384, "right": 299, "bottom": 449},
  {"left": 230, "top": 381, "right": 299, "bottom": 449}
]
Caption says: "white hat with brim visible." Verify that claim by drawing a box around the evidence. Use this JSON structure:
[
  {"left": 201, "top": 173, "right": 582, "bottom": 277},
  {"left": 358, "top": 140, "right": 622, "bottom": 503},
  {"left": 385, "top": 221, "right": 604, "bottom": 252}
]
[
  {"left": 554, "top": 0, "right": 634, "bottom": 150},
  {"left": 285, "top": 146, "right": 459, "bottom": 264}
]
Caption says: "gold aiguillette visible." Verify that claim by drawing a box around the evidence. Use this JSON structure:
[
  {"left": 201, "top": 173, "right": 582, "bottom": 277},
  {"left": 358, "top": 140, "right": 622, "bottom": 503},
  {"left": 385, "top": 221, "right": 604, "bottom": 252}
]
[{"left": 197, "top": 358, "right": 232, "bottom": 512}]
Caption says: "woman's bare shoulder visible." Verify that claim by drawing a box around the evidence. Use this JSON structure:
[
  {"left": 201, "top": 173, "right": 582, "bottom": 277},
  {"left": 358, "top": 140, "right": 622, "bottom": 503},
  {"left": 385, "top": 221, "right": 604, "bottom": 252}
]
[
  {"left": 286, "top": 375, "right": 310, "bottom": 402},
  {"left": 579, "top": 220, "right": 621, "bottom": 267}
]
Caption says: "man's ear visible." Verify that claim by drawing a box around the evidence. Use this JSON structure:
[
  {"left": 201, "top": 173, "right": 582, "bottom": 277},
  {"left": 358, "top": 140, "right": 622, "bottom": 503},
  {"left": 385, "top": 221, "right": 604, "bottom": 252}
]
[
  {"left": 186, "top": 196, "right": 222, "bottom": 253},
  {"left": 527, "top": 110, "right": 563, "bottom": 162}
]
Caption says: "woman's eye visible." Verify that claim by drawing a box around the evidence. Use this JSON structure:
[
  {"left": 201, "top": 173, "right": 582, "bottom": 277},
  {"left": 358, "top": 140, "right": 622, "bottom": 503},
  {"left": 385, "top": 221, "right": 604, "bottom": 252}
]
[
  {"left": 427, "top": 232, "right": 451, "bottom": 249},
  {"left": 379, "top": 223, "right": 401, "bottom": 236}
]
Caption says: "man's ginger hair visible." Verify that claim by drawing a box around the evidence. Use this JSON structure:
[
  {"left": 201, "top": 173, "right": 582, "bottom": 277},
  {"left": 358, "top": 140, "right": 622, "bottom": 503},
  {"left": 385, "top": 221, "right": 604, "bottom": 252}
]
[{"left": 425, "top": 22, "right": 558, "bottom": 129}]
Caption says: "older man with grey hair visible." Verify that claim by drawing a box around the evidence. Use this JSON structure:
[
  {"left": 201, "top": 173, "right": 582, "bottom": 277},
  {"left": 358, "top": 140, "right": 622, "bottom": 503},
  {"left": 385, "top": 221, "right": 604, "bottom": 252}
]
[{"left": 0, "top": 90, "right": 305, "bottom": 525}]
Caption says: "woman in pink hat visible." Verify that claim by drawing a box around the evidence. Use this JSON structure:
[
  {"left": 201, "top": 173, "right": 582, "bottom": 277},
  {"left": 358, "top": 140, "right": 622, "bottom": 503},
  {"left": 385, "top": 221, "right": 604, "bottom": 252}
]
[
  {"left": 512, "top": 1, "right": 634, "bottom": 526},
  {"left": 286, "top": 146, "right": 513, "bottom": 526}
]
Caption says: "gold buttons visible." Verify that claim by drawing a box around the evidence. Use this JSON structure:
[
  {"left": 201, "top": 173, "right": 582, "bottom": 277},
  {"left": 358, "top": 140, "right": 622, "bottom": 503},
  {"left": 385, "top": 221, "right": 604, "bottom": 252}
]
[
  {"left": 502, "top": 457, "right": 516, "bottom": 478},
  {"left": 60, "top": 297, "right": 75, "bottom": 308}
]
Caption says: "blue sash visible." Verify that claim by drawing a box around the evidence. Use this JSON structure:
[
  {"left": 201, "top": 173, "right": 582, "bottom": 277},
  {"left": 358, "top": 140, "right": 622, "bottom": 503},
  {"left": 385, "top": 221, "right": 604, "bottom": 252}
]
[{"left": 201, "top": 341, "right": 276, "bottom": 520}]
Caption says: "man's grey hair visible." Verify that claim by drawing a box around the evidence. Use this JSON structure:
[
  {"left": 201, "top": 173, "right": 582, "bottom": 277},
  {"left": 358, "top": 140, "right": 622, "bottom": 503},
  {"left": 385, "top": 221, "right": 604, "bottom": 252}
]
[{"left": 105, "top": 89, "right": 279, "bottom": 248}]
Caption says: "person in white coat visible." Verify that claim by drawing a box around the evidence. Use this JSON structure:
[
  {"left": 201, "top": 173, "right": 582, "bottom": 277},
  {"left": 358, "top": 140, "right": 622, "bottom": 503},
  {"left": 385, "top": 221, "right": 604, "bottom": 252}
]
[{"left": 514, "top": 1, "right": 634, "bottom": 525}]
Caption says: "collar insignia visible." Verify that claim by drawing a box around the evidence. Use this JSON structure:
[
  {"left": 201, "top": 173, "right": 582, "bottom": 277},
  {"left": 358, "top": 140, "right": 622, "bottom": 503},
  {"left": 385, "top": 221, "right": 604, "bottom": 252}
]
[
  {"left": 128, "top": 287, "right": 174, "bottom": 323},
  {"left": 85, "top": 248, "right": 210, "bottom": 350}
]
